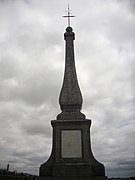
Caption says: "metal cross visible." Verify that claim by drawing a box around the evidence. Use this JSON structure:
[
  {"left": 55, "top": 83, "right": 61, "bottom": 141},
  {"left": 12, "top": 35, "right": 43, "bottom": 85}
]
[{"left": 62, "top": 4, "right": 75, "bottom": 27}]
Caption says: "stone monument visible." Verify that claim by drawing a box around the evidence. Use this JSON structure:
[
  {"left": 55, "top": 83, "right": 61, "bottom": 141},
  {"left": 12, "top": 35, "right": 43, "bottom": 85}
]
[{"left": 39, "top": 6, "right": 105, "bottom": 180}]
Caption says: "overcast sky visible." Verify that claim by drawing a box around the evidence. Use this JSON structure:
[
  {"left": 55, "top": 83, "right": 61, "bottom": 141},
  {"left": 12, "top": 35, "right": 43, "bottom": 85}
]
[{"left": 0, "top": 0, "right": 135, "bottom": 178}]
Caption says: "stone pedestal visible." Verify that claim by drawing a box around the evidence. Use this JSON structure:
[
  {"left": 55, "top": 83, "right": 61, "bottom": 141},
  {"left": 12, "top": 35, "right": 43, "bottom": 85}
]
[
  {"left": 38, "top": 177, "right": 107, "bottom": 180},
  {"left": 39, "top": 120, "right": 105, "bottom": 178}
]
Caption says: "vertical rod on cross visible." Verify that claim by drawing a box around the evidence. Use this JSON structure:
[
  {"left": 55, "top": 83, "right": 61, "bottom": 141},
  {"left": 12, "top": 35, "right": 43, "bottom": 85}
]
[
  {"left": 67, "top": 4, "right": 70, "bottom": 27},
  {"left": 62, "top": 4, "right": 75, "bottom": 27}
]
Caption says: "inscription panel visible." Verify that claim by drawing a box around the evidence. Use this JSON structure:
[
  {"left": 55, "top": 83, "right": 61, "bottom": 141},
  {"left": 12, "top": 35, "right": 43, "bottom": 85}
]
[{"left": 61, "top": 130, "right": 82, "bottom": 158}]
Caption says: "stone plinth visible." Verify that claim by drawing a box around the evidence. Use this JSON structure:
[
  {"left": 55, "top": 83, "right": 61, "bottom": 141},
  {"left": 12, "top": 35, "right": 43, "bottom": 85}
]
[
  {"left": 39, "top": 120, "right": 105, "bottom": 178},
  {"left": 39, "top": 177, "right": 107, "bottom": 180}
]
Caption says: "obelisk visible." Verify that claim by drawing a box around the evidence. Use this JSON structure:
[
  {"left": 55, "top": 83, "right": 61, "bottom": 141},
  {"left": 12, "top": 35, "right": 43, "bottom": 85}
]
[{"left": 39, "top": 7, "right": 105, "bottom": 180}]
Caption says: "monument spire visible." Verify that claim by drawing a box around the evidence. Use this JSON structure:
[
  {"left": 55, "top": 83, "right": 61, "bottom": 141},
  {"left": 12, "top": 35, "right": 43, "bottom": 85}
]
[
  {"left": 58, "top": 10, "right": 85, "bottom": 120},
  {"left": 40, "top": 11, "right": 105, "bottom": 179}
]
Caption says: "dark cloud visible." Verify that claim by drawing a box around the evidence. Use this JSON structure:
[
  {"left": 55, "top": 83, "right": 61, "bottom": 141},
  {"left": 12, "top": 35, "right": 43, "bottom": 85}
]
[
  {"left": 22, "top": 121, "right": 51, "bottom": 137},
  {"left": 106, "top": 159, "right": 135, "bottom": 177}
]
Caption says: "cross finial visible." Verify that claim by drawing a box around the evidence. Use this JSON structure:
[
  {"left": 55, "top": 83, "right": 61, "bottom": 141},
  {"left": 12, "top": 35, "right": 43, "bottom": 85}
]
[{"left": 62, "top": 4, "right": 75, "bottom": 27}]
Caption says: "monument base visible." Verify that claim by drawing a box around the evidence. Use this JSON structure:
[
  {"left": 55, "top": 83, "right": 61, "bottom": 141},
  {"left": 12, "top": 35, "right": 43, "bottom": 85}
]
[
  {"left": 40, "top": 120, "right": 105, "bottom": 178},
  {"left": 40, "top": 162, "right": 105, "bottom": 177},
  {"left": 39, "top": 176, "right": 107, "bottom": 180}
]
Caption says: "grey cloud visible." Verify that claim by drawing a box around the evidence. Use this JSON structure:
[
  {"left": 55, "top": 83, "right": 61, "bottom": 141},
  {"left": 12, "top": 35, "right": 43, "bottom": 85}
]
[
  {"left": 22, "top": 122, "right": 52, "bottom": 137},
  {"left": 0, "top": 0, "right": 134, "bottom": 177},
  {"left": 106, "top": 159, "right": 135, "bottom": 177}
]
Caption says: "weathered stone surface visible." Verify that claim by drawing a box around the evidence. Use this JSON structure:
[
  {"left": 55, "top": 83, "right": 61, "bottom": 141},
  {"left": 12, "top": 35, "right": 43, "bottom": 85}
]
[
  {"left": 40, "top": 120, "right": 105, "bottom": 177},
  {"left": 58, "top": 27, "right": 85, "bottom": 120},
  {"left": 61, "top": 130, "right": 82, "bottom": 158},
  {"left": 39, "top": 177, "right": 107, "bottom": 180}
]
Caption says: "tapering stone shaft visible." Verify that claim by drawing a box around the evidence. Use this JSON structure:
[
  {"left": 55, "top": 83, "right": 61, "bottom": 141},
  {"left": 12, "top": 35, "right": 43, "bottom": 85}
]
[{"left": 57, "top": 27, "right": 85, "bottom": 120}]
